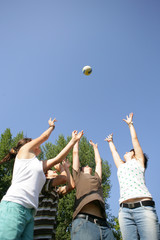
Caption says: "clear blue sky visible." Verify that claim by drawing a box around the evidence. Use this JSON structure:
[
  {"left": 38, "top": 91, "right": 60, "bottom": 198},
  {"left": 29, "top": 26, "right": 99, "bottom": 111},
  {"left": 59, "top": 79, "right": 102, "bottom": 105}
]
[{"left": 0, "top": 0, "right": 160, "bottom": 220}]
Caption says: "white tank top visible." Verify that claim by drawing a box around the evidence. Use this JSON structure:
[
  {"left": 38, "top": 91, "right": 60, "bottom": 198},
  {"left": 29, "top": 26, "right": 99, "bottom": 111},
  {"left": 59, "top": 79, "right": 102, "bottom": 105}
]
[
  {"left": 117, "top": 159, "right": 152, "bottom": 204},
  {"left": 2, "top": 156, "right": 46, "bottom": 210}
]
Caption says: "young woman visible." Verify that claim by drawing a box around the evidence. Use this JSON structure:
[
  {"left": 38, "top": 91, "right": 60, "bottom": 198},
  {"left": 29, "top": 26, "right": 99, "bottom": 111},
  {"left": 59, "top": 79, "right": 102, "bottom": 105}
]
[
  {"left": 0, "top": 118, "right": 83, "bottom": 240},
  {"left": 105, "top": 113, "right": 159, "bottom": 240}
]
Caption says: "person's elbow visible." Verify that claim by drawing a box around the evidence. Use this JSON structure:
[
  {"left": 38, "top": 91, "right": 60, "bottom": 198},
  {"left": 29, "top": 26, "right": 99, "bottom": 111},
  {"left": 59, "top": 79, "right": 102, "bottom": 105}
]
[{"left": 72, "top": 182, "right": 75, "bottom": 189}]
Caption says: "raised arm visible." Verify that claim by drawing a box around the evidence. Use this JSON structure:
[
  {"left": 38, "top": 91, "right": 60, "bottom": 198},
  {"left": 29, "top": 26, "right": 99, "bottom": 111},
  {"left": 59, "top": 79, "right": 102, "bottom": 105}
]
[
  {"left": 89, "top": 140, "right": 102, "bottom": 179},
  {"left": 123, "top": 113, "right": 144, "bottom": 165},
  {"left": 58, "top": 159, "right": 75, "bottom": 195},
  {"left": 18, "top": 118, "right": 57, "bottom": 159},
  {"left": 45, "top": 168, "right": 67, "bottom": 186},
  {"left": 105, "top": 134, "right": 124, "bottom": 168},
  {"left": 43, "top": 130, "right": 83, "bottom": 172},
  {"left": 72, "top": 133, "right": 80, "bottom": 171}
]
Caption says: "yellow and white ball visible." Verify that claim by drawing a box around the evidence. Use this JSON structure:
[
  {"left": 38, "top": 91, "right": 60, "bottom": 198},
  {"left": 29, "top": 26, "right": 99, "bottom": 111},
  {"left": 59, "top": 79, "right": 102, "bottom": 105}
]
[{"left": 82, "top": 66, "right": 92, "bottom": 75}]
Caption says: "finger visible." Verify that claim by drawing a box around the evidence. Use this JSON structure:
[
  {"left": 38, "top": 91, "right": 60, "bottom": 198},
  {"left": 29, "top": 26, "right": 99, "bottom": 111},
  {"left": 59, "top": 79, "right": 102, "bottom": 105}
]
[
  {"left": 53, "top": 118, "right": 57, "bottom": 123},
  {"left": 89, "top": 140, "right": 94, "bottom": 145},
  {"left": 130, "top": 112, "right": 133, "bottom": 118},
  {"left": 79, "top": 130, "right": 84, "bottom": 137}
]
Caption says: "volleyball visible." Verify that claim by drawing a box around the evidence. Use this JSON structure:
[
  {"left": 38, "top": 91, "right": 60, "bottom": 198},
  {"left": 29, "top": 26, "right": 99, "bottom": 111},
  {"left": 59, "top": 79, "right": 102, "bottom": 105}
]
[{"left": 82, "top": 66, "right": 92, "bottom": 75}]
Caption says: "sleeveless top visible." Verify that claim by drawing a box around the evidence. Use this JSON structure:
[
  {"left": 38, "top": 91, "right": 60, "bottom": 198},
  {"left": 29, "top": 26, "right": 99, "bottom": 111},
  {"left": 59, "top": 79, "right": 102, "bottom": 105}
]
[
  {"left": 72, "top": 168, "right": 106, "bottom": 219},
  {"left": 2, "top": 156, "right": 46, "bottom": 211},
  {"left": 117, "top": 158, "right": 152, "bottom": 204}
]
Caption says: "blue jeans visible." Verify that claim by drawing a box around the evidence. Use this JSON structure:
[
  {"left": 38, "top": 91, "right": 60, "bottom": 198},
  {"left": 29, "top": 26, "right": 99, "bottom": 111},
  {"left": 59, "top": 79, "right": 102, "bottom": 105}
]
[
  {"left": 118, "top": 205, "right": 160, "bottom": 240},
  {"left": 0, "top": 201, "right": 34, "bottom": 240},
  {"left": 71, "top": 217, "right": 115, "bottom": 240}
]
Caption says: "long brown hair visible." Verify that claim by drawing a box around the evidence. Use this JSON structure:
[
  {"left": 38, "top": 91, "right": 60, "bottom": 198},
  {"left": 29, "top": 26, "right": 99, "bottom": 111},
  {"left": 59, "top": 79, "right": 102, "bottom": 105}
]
[
  {"left": 0, "top": 138, "right": 32, "bottom": 165},
  {"left": 130, "top": 149, "right": 149, "bottom": 169}
]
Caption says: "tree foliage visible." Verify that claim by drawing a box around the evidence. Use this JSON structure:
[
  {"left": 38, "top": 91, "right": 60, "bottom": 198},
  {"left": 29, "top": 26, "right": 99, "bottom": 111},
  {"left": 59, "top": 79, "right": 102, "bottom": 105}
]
[{"left": 0, "top": 129, "right": 121, "bottom": 239}]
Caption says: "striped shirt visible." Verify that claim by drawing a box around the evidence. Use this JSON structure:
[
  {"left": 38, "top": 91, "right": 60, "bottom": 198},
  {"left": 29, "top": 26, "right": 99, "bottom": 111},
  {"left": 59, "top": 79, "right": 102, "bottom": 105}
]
[{"left": 34, "top": 179, "right": 59, "bottom": 240}]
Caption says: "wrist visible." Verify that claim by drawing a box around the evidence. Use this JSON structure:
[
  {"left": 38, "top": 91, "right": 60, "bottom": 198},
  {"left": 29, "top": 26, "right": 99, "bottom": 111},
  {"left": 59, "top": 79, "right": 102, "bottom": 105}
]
[
  {"left": 72, "top": 138, "right": 79, "bottom": 145},
  {"left": 64, "top": 167, "right": 69, "bottom": 172},
  {"left": 49, "top": 125, "right": 55, "bottom": 130},
  {"left": 71, "top": 137, "right": 76, "bottom": 145},
  {"left": 128, "top": 121, "right": 133, "bottom": 127},
  {"left": 92, "top": 144, "right": 97, "bottom": 148}
]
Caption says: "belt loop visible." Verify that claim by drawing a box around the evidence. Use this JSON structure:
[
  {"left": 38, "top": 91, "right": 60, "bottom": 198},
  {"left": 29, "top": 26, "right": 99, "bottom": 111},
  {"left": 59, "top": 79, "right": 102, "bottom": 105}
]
[
  {"left": 121, "top": 203, "right": 123, "bottom": 208},
  {"left": 94, "top": 218, "right": 98, "bottom": 225},
  {"left": 86, "top": 215, "right": 88, "bottom": 221},
  {"left": 140, "top": 201, "right": 143, "bottom": 207}
]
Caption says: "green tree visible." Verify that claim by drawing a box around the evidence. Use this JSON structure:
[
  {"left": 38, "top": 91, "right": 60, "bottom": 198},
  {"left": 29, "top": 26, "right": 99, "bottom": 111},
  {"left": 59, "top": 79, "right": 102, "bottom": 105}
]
[{"left": 109, "top": 216, "right": 122, "bottom": 240}]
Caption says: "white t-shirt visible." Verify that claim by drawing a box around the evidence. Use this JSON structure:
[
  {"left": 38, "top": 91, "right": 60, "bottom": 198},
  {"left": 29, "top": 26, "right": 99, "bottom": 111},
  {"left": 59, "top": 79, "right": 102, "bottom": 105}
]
[
  {"left": 117, "top": 159, "right": 152, "bottom": 204},
  {"left": 2, "top": 156, "right": 46, "bottom": 211}
]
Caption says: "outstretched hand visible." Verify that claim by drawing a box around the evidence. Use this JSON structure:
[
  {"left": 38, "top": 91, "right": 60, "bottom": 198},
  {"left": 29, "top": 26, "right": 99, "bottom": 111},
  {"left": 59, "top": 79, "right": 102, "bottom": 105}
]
[
  {"left": 45, "top": 169, "right": 58, "bottom": 179},
  {"left": 72, "top": 130, "right": 84, "bottom": 142},
  {"left": 123, "top": 113, "right": 133, "bottom": 125},
  {"left": 104, "top": 133, "right": 113, "bottom": 142},
  {"left": 62, "top": 158, "right": 70, "bottom": 169},
  {"left": 54, "top": 163, "right": 61, "bottom": 172},
  {"left": 89, "top": 140, "right": 98, "bottom": 148},
  {"left": 48, "top": 117, "right": 57, "bottom": 128}
]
